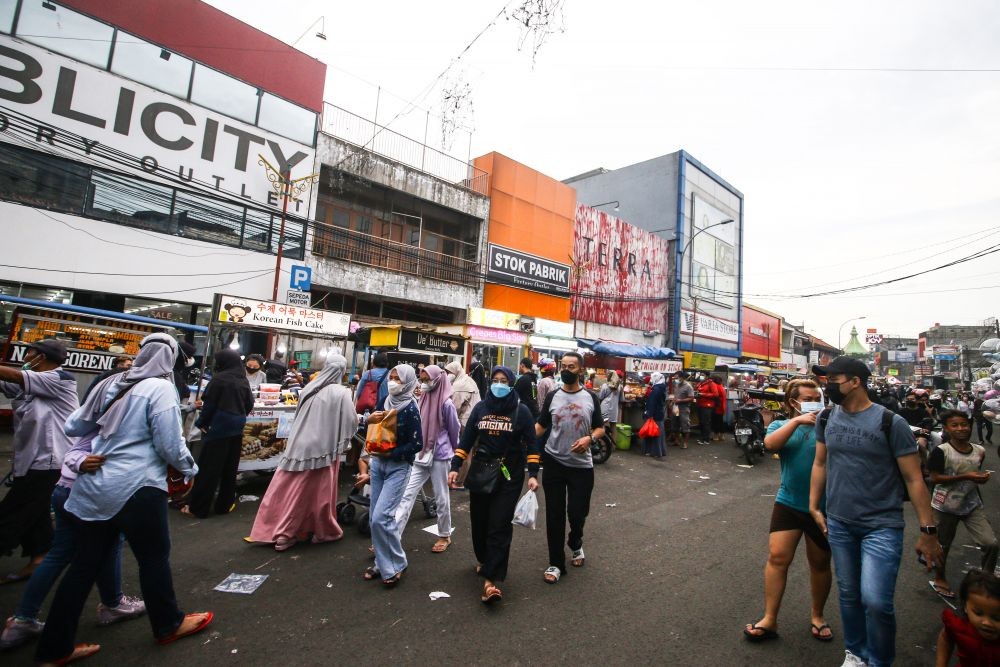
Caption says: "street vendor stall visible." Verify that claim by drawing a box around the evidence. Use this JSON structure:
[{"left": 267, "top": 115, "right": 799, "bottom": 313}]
[
  {"left": 352, "top": 325, "right": 468, "bottom": 377},
  {"left": 203, "top": 293, "right": 351, "bottom": 472}
]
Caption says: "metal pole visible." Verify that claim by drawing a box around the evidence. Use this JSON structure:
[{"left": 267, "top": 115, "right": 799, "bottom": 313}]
[{"left": 271, "top": 171, "right": 291, "bottom": 302}]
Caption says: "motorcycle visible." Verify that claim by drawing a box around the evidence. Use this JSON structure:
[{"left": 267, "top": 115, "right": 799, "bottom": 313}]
[
  {"left": 734, "top": 404, "right": 786, "bottom": 466},
  {"left": 590, "top": 421, "right": 614, "bottom": 464}
]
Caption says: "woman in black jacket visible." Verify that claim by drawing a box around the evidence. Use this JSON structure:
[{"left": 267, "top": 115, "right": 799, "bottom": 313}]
[
  {"left": 643, "top": 372, "right": 667, "bottom": 458},
  {"left": 183, "top": 349, "right": 254, "bottom": 518},
  {"left": 449, "top": 366, "right": 540, "bottom": 604}
]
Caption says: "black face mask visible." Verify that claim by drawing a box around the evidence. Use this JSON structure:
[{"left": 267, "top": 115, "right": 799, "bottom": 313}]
[
  {"left": 826, "top": 380, "right": 849, "bottom": 405},
  {"left": 560, "top": 369, "right": 578, "bottom": 385}
]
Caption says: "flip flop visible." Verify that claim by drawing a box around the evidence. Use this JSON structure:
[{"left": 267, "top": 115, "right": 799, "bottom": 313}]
[
  {"left": 49, "top": 643, "right": 101, "bottom": 665},
  {"left": 743, "top": 623, "right": 779, "bottom": 642},
  {"left": 382, "top": 568, "right": 405, "bottom": 587},
  {"left": 362, "top": 566, "right": 380, "bottom": 581},
  {"left": 481, "top": 584, "right": 503, "bottom": 604},
  {"left": 156, "top": 612, "right": 213, "bottom": 645},
  {"left": 811, "top": 623, "right": 834, "bottom": 642},
  {"left": 431, "top": 539, "right": 451, "bottom": 553},
  {"left": 929, "top": 580, "right": 957, "bottom": 599}
]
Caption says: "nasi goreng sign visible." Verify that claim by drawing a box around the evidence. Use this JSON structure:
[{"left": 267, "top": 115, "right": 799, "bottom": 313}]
[{"left": 216, "top": 295, "right": 350, "bottom": 337}]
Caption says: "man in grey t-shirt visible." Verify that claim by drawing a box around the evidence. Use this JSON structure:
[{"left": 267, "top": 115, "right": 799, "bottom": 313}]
[
  {"left": 536, "top": 352, "right": 604, "bottom": 584},
  {"left": 673, "top": 372, "right": 694, "bottom": 448},
  {"left": 808, "top": 356, "right": 942, "bottom": 667}
]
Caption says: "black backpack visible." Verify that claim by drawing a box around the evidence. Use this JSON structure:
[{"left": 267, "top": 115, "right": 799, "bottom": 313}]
[{"left": 819, "top": 405, "right": 909, "bottom": 501}]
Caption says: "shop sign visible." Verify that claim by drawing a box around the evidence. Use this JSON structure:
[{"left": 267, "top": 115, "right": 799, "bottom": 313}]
[
  {"left": 534, "top": 317, "right": 574, "bottom": 338},
  {"left": 888, "top": 351, "right": 916, "bottom": 362},
  {"left": 915, "top": 364, "right": 933, "bottom": 376},
  {"left": 467, "top": 325, "right": 527, "bottom": 346},
  {"left": 468, "top": 307, "right": 521, "bottom": 331},
  {"left": 285, "top": 289, "right": 310, "bottom": 306},
  {"left": 679, "top": 309, "right": 739, "bottom": 343},
  {"left": 0, "top": 38, "right": 314, "bottom": 207},
  {"left": 486, "top": 244, "right": 570, "bottom": 296},
  {"left": 683, "top": 352, "right": 717, "bottom": 371},
  {"left": 528, "top": 335, "right": 578, "bottom": 351},
  {"left": 399, "top": 330, "right": 464, "bottom": 355},
  {"left": 626, "top": 357, "right": 683, "bottom": 374},
  {"left": 808, "top": 350, "right": 820, "bottom": 365},
  {"left": 7, "top": 343, "right": 116, "bottom": 373},
  {"left": 865, "top": 332, "right": 883, "bottom": 345},
  {"left": 216, "top": 294, "right": 350, "bottom": 337},
  {"left": 932, "top": 345, "right": 959, "bottom": 361}
]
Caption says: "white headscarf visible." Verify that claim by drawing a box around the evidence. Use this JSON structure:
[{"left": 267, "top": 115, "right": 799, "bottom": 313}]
[
  {"left": 445, "top": 360, "right": 479, "bottom": 396},
  {"left": 278, "top": 354, "right": 357, "bottom": 472},
  {"left": 651, "top": 372, "right": 665, "bottom": 385},
  {"left": 384, "top": 363, "right": 417, "bottom": 411}
]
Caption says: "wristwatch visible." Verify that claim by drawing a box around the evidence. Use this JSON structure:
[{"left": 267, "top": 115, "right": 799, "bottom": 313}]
[{"left": 919, "top": 525, "right": 938, "bottom": 535}]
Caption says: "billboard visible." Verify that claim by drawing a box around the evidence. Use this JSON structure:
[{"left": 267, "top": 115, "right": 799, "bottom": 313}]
[
  {"left": 571, "top": 205, "right": 671, "bottom": 331},
  {"left": 486, "top": 244, "right": 571, "bottom": 297},
  {"left": 689, "top": 196, "right": 737, "bottom": 307},
  {"left": 741, "top": 305, "right": 782, "bottom": 361}
]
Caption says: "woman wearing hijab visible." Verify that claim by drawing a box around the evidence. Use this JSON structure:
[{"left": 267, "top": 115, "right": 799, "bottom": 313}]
[
  {"left": 35, "top": 333, "right": 210, "bottom": 665},
  {"left": 394, "top": 365, "right": 460, "bottom": 552},
  {"left": 599, "top": 369, "right": 622, "bottom": 430},
  {"left": 182, "top": 349, "right": 254, "bottom": 519},
  {"left": 248, "top": 354, "right": 357, "bottom": 551},
  {"left": 643, "top": 372, "right": 667, "bottom": 459},
  {"left": 449, "top": 366, "right": 540, "bottom": 604},
  {"left": 363, "top": 364, "right": 423, "bottom": 587},
  {"left": 445, "top": 360, "right": 480, "bottom": 430}
]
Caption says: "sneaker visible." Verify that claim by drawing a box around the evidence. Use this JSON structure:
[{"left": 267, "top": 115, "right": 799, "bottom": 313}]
[
  {"left": 0, "top": 616, "right": 44, "bottom": 649},
  {"left": 96, "top": 595, "right": 146, "bottom": 626},
  {"left": 840, "top": 650, "right": 868, "bottom": 667},
  {"left": 697, "top": 440, "right": 710, "bottom": 445}
]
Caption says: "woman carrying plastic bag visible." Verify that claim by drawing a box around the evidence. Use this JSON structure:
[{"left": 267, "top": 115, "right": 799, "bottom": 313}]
[{"left": 511, "top": 490, "right": 538, "bottom": 530}]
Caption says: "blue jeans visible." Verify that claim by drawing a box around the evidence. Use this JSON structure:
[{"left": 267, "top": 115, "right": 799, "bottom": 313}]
[
  {"left": 369, "top": 457, "right": 410, "bottom": 579},
  {"left": 15, "top": 485, "right": 122, "bottom": 621},
  {"left": 827, "top": 516, "right": 904, "bottom": 667}
]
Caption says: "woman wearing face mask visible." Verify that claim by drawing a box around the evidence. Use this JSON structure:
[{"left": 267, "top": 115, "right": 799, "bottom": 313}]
[
  {"left": 393, "top": 365, "right": 460, "bottom": 552},
  {"left": 449, "top": 367, "right": 540, "bottom": 603},
  {"left": 642, "top": 373, "right": 667, "bottom": 458},
  {"left": 444, "top": 360, "right": 480, "bottom": 431},
  {"left": 744, "top": 379, "right": 833, "bottom": 644},
  {"left": 363, "top": 365, "right": 423, "bottom": 586},
  {"left": 244, "top": 355, "right": 267, "bottom": 391}
]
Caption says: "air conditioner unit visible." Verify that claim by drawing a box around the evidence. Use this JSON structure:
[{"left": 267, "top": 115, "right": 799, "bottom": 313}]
[{"left": 519, "top": 317, "right": 535, "bottom": 333}]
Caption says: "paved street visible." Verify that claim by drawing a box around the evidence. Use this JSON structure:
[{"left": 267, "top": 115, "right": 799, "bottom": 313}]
[{"left": 2, "top": 436, "right": 990, "bottom": 666}]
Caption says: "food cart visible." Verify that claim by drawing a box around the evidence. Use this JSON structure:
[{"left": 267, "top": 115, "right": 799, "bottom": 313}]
[{"left": 202, "top": 293, "right": 352, "bottom": 473}]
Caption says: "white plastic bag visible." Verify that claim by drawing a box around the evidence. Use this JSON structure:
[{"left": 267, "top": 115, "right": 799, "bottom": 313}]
[{"left": 511, "top": 490, "right": 538, "bottom": 529}]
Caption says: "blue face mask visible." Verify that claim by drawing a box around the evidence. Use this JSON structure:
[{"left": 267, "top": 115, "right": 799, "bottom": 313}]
[{"left": 490, "top": 383, "right": 512, "bottom": 398}]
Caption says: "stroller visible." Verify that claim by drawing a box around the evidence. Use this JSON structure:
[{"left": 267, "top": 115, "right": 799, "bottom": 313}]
[{"left": 336, "top": 425, "right": 437, "bottom": 535}]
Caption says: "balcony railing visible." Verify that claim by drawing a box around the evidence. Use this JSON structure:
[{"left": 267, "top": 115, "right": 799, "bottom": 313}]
[
  {"left": 320, "top": 104, "right": 489, "bottom": 196},
  {"left": 312, "top": 225, "right": 480, "bottom": 289}
]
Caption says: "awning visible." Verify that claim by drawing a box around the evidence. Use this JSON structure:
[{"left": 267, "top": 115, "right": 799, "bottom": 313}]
[{"left": 576, "top": 339, "right": 676, "bottom": 359}]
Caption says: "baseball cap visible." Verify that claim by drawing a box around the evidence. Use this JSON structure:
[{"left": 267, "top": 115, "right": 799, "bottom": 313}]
[
  {"left": 28, "top": 338, "right": 68, "bottom": 364},
  {"left": 812, "top": 356, "right": 871, "bottom": 381}
]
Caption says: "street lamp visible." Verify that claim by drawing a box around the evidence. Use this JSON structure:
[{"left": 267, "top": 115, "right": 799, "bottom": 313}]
[
  {"left": 837, "top": 316, "right": 866, "bottom": 352},
  {"left": 679, "top": 219, "right": 734, "bottom": 354}
]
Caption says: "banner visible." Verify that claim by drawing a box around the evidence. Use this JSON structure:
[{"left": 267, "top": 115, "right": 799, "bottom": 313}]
[
  {"left": 679, "top": 309, "right": 739, "bottom": 343},
  {"left": 683, "top": 352, "right": 718, "bottom": 371},
  {"left": 216, "top": 294, "right": 350, "bottom": 337},
  {"left": 398, "top": 330, "right": 464, "bottom": 356},
  {"left": 486, "top": 244, "right": 570, "bottom": 296},
  {"left": 626, "top": 358, "right": 683, "bottom": 374}
]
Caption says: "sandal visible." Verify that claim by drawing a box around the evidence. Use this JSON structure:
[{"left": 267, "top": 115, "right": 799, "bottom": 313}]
[
  {"left": 47, "top": 643, "right": 101, "bottom": 666},
  {"left": 432, "top": 538, "right": 451, "bottom": 553},
  {"left": 382, "top": 569, "right": 405, "bottom": 587},
  {"left": 571, "top": 548, "right": 585, "bottom": 567},
  {"left": 362, "top": 566, "right": 380, "bottom": 581},
  {"left": 543, "top": 566, "right": 561, "bottom": 584},
  {"left": 811, "top": 623, "right": 834, "bottom": 642},
  {"left": 929, "top": 580, "right": 957, "bottom": 599},
  {"left": 482, "top": 584, "right": 503, "bottom": 604},
  {"left": 743, "top": 623, "right": 779, "bottom": 642},
  {"left": 156, "top": 612, "right": 213, "bottom": 645}
]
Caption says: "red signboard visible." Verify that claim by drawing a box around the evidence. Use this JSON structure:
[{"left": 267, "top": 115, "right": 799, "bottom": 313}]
[
  {"left": 741, "top": 305, "right": 782, "bottom": 361},
  {"left": 570, "top": 205, "right": 670, "bottom": 331}
]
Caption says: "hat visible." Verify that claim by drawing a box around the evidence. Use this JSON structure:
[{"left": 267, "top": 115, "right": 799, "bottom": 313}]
[
  {"left": 812, "top": 356, "right": 871, "bottom": 381},
  {"left": 676, "top": 371, "right": 690, "bottom": 378},
  {"left": 28, "top": 338, "right": 68, "bottom": 364}
]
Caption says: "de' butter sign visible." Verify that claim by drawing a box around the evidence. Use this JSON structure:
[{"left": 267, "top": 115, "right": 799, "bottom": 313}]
[{"left": 486, "top": 244, "right": 570, "bottom": 297}]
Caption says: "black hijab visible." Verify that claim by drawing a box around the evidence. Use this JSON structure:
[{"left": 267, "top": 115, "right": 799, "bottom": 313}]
[
  {"left": 202, "top": 349, "right": 254, "bottom": 415},
  {"left": 484, "top": 365, "right": 520, "bottom": 414}
]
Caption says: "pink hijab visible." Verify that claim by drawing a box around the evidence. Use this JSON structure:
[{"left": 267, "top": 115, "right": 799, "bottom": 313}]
[{"left": 418, "top": 365, "right": 453, "bottom": 450}]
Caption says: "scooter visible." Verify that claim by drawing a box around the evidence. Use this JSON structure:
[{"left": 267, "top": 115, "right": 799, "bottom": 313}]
[{"left": 590, "top": 421, "right": 614, "bottom": 464}]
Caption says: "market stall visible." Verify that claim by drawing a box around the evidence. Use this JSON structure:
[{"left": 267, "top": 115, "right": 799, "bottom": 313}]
[
  {"left": 202, "top": 293, "right": 352, "bottom": 472},
  {"left": 353, "top": 325, "right": 468, "bottom": 376}
]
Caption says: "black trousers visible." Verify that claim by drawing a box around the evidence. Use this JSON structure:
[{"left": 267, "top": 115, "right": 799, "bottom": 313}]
[
  {"left": 542, "top": 456, "right": 594, "bottom": 574},
  {"left": 976, "top": 417, "right": 994, "bottom": 444},
  {"left": 0, "top": 469, "right": 60, "bottom": 558},
  {"left": 187, "top": 435, "right": 242, "bottom": 518},
  {"left": 697, "top": 406, "right": 714, "bottom": 440},
  {"left": 36, "top": 487, "right": 185, "bottom": 662},
  {"left": 469, "top": 471, "right": 523, "bottom": 582}
]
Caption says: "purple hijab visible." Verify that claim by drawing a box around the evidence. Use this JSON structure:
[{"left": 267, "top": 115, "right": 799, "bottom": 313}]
[{"left": 418, "top": 365, "right": 452, "bottom": 451}]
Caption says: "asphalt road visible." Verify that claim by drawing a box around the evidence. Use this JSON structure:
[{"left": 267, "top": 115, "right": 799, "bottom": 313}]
[{"left": 2, "top": 435, "right": 994, "bottom": 666}]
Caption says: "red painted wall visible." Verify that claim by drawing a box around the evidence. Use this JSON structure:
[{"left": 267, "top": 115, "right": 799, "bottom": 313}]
[{"left": 60, "top": 0, "right": 325, "bottom": 112}]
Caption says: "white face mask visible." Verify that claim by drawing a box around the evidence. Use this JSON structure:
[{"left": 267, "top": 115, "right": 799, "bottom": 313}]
[
  {"left": 388, "top": 380, "right": 404, "bottom": 395},
  {"left": 185, "top": 356, "right": 195, "bottom": 368},
  {"left": 419, "top": 382, "right": 431, "bottom": 393},
  {"left": 797, "top": 400, "right": 824, "bottom": 414}
]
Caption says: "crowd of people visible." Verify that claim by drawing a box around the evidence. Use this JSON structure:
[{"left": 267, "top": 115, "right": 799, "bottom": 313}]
[{"left": 2, "top": 339, "right": 1000, "bottom": 665}]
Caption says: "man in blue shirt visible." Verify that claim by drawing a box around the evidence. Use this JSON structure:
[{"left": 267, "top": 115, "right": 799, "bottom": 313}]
[{"left": 809, "top": 357, "right": 943, "bottom": 667}]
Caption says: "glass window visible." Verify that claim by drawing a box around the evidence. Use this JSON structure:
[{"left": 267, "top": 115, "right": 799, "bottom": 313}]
[
  {"left": 86, "top": 170, "right": 174, "bottom": 233},
  {"left": 257, "top": 93, "right": 316, "bottom": 145},
  {"left": 190, "top": 64, "right": 258, "bottom": 124},
  {"left": 110, "top": 32, "right": 193, "bottom": 99},
  {"left": 242, "top": 207, "right": 272, "bottom": 253},
  {"left": 173, "top": 190, "right": 244, "bottom": 247},
  {"left": 0, "top": 143, "right": 89, "bottom": 212},
  {"left": 123, "top": 298, "right": 191, "bottom": 323},
  {"left": 355, "top": 214, "right": 372, "bottom": 235},
  {"left": 332, "top": 209, "right": 349, "bottom": 228},
  {"left": 0, "top": 0, "right": 17, "bottom": 34},
  {"left": 16, "top": 1, "right": 113, "bottom": 68}
]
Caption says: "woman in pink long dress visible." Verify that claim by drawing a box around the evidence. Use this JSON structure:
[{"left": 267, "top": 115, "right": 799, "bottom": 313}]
[{"left": 248, "top": 354, "right": 357, "bottom": 551}]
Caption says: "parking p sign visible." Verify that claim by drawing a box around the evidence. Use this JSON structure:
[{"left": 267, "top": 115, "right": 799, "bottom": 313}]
[{"left": 290, "top": 265, "right": 312, "bottom": 291}]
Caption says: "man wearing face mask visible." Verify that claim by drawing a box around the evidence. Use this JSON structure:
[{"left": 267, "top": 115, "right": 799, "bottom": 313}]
[
  {"left": 808, "top": 356, "right": 942, "bottom": 667},
  {"left": 0, "top": 339, "right": 77, "bottom": 583}
]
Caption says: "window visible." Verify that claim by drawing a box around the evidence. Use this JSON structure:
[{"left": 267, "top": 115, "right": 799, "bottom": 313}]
[
  {"left": 332, "top": 209, "right": 349, "bottom": 228},
  {"left": 257, "top": 93, "right": 316, "bottom": 145},
  {"left": 87, "top": 170, "right": 174, "bottom": 233},
  {"left": 356, "top": 215, "right": 372, "bottom": 235},
  {"left": 242, "top": 208, "right": 272, "bottom": 252},
  {"left": 190, "top": 64, "right": 258, "bottom": 124},
  {"left": 173, "top": 191, "right": 243, "bottom": 246},
  {"left": 0, "top": 143, "right": 89, "bottom": 212},
  {"left": 0, "top": 0, "right": 16, "bottom": 34},
  {"left": 111, "top": 32, "right": 193, "bottom": 99},
  {"left": 16, "top": 1, "right": 113, "bottom": 68},
  {"left": 271, "top": 217, "right": 304, "bottom": 259}
]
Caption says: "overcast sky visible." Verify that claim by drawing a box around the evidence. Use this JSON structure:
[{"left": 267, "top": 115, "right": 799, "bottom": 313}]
[{"left": 208, "top": 0, "right": 1000, "bottom": 348}]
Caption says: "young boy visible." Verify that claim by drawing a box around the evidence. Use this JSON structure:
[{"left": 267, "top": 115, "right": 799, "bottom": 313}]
[{"left": 928, "top": 410, "right": 1000, "bottom": 598}]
